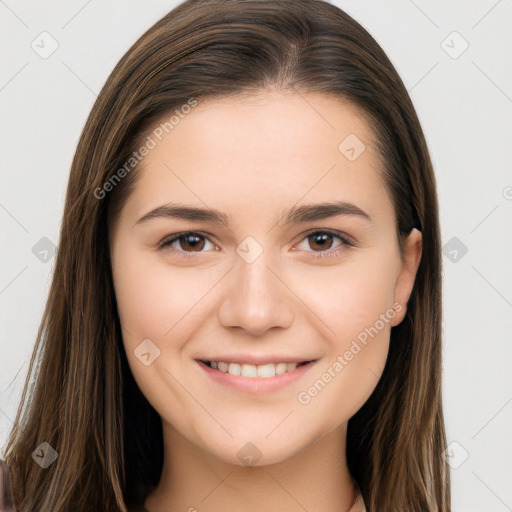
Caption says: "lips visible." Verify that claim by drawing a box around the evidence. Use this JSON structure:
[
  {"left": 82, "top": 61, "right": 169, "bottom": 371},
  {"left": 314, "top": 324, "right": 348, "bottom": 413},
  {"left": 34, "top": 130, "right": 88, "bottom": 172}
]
[{"left": 196, "top": 358, "right": 317, "bottom": 393}]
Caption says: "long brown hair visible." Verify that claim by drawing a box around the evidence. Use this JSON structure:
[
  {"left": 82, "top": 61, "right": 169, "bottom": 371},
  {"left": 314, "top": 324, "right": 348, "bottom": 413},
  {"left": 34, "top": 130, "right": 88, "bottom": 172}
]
[{"left": 2, "top": 1, "right": 450, "bottom": 510}]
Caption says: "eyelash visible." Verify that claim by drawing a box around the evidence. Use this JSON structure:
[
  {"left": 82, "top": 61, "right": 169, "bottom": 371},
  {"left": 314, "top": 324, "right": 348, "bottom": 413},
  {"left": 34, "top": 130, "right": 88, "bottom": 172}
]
[{"left": 157, "top": 229, "right": 354, "bottom": 260}]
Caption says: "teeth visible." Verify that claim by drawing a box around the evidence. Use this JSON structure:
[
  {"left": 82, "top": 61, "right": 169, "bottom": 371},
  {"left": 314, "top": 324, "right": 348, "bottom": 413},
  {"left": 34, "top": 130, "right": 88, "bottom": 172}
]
[
  {"left": 256, "top": 363, "right": 274, "bottom": 378},
  {"left": 229, "top": 363, "right": 241, "bottom": 376},
  {"left": 275, "top": 362, "right": 287, "bottom": 375},
  {"left": 241, "top": 364, "right": 258, "bottom": 377},
  {"left": 208, "top": 361, "right": 302, "bottom": 378}
]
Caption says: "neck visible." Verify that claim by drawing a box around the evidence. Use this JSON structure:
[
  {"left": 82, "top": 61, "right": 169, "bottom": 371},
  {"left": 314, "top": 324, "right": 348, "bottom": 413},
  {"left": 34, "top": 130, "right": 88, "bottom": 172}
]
[{"left": 144, "top": 422, "right": 356, "bottom": 512}]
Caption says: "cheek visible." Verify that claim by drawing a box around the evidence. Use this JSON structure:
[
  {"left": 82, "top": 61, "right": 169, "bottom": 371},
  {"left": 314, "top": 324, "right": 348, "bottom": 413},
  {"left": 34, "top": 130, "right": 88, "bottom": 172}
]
[
  {"left": 111, "top": 248, "right": 203, "bottom": 425},
  {"left": 112, "top": 247, "right": 204, "bottom": 343},
  {"left": 293, "top": 250, "right": 398, "bottom": 343},
  {"left": 290, "top": 252, "right": 398, "bottom": 419},
  {"left": 112, "top": 256, "right": 169, "bottom": 341}
]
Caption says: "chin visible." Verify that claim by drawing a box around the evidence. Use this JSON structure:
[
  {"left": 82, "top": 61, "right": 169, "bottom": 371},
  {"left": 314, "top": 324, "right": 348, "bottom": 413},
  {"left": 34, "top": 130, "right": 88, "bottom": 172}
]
[{"left": 199, "top": 429, "right": 314, "bottom": 468}]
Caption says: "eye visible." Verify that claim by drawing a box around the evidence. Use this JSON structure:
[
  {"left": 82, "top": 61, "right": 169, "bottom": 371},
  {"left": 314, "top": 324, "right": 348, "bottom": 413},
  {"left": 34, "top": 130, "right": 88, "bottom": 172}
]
[
  {"left": 158, "top": 229, "right": 353, "bottom": 260},
  {"left": 295, "top": 229, "right": 353, "bottom": 259},
  {"left": 158, "top": 231, "right": 217, "bottom": 259}
]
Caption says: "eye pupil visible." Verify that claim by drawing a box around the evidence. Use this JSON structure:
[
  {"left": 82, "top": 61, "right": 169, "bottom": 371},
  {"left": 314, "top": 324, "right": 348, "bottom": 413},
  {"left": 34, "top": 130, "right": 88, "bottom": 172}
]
[
  {"left": 181, "top": 234, "right": 205, "bottom": 251},
  {"left": 309, "top": 233, "right": 333, "bottom": 251}
]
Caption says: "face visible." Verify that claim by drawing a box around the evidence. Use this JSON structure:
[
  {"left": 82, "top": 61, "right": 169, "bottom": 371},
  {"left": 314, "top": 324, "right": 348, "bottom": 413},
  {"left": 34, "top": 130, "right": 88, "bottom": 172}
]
[{"left": 109, "top": 90, "right": 422, "bottom": 467}]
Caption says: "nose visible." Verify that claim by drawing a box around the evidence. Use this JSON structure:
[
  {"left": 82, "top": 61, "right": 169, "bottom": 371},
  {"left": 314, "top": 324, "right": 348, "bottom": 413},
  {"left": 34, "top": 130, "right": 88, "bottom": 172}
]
[{"left": 217, "top": 247, "right": 294, "bottom": 336}]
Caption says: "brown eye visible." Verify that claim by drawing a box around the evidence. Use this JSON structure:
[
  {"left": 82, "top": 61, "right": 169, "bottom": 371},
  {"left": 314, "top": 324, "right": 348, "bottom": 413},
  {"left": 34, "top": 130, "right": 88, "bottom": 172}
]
[
  {"left": 307, "top": 232, "right": 336, "bottom": 251},
  {"left": 158, "top": 232, "right": 216, "bottom": 256},
  {"left": 295, "top": 230, "right": 353, "bottom": 259},
  {"left": 176, "top": 233, "right": 206, "bottom": 252}
]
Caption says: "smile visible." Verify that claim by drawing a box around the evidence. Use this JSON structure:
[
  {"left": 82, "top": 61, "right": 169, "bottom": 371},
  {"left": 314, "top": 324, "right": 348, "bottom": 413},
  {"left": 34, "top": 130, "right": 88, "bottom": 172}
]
[{"left": 196, "top": 359, "right": 317, "bottom": 393}]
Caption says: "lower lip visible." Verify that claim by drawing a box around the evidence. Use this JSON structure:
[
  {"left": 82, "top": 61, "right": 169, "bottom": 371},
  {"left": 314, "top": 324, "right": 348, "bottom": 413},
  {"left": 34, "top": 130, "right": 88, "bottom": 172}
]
[{"left": 196, "top": 360, "right": 317, "bottom": 393}]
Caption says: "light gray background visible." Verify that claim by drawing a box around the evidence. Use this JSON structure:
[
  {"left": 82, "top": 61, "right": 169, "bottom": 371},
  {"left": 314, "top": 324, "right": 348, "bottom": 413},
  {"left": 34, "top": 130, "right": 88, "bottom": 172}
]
[{"left": 1, "top": 1, "right": 511, "bottom": 510}]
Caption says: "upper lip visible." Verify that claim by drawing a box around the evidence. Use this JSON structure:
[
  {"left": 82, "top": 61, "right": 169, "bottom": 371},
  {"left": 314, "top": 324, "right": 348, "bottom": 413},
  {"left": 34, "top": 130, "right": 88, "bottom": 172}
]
[{"left": 197, "top": 355, "right": 317, "bottom": 366}]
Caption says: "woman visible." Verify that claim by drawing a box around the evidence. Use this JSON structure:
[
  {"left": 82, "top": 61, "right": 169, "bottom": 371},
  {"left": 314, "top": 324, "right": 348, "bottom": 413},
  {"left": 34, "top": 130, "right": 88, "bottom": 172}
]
[{"left": 1, "top": 0, "right": 450, "bottom": 510}]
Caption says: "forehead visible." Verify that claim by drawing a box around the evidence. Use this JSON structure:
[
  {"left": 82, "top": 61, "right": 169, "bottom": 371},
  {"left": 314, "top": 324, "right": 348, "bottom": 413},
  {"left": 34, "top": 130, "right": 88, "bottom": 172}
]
[{"left": 121, "top": 90, "right": 393, "bottom": 229}]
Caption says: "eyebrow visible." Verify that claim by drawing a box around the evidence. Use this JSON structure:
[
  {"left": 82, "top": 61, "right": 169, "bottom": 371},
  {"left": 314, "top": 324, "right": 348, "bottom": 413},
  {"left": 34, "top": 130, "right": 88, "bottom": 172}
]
[{"left": 134, "top": 201, "right": 372, "bottom": 227}]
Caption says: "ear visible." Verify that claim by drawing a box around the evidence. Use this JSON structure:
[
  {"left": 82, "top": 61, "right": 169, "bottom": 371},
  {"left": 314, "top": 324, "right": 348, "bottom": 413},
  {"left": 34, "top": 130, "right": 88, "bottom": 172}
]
[{"left": 390, "top": 228, "right": 422, "bottom": 327}]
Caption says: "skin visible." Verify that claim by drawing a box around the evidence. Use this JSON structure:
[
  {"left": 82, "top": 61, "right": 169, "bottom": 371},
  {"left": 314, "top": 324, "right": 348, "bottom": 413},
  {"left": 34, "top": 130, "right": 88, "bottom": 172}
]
[{"left": 109, "top": 90, "right": 422, "bottom": 512}]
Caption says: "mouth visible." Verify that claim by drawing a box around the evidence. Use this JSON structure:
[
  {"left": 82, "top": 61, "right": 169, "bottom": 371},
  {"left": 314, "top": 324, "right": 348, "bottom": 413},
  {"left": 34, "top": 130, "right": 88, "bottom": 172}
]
[{"left": 198, "top": 359, "right": 315, "bottom": 379}]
